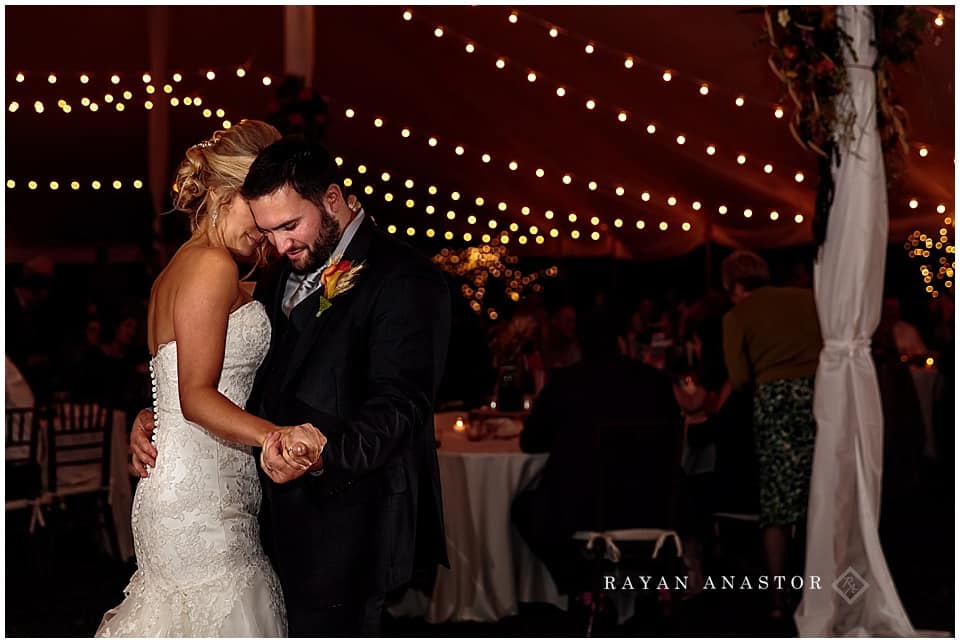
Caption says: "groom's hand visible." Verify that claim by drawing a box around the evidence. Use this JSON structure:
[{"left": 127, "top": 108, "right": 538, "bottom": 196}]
[
  {"left": 130, "top": 408, "right": 158, "bottom": 478},
  {"left": 260, "top": 424, "right": 325, "bottom": 484}
]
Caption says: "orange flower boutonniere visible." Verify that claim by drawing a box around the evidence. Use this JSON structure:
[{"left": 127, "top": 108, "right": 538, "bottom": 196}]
[{"left": 316, "top": 258, "right": 363, "bottom": 317}]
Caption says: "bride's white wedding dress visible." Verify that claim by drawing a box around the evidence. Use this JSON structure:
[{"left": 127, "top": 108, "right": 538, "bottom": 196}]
[{"left": 97, "top": 300, "right": 287, "bottom": 637}]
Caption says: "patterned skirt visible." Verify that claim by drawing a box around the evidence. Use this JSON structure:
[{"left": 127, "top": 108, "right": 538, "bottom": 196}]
[{"left": 752, "top": 377, "right": 817, "bottom": 528}]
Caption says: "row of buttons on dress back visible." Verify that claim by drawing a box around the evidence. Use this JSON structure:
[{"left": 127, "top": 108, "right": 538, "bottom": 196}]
[{"left": 133, "top": 361, "right": 160, "bottom": 519}]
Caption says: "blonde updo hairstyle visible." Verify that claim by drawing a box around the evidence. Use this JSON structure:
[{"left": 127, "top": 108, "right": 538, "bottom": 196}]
[{"left": 172, "top": 119, "right": 281, "bottom": 236}]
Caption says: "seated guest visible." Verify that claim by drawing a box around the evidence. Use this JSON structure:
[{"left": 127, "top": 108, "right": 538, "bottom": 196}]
[
  {"left": 512, "top": 317, "right": 680, "bottom": 592},
  {"left": 539, "top": 302, "right": 582, "bottom": 373},
  {"left": 6, "top": 256, "right": 59, "bottom": 401}
]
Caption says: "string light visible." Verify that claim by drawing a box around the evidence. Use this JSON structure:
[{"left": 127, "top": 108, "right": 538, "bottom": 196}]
[
  {"left": 662, "top": 70, "right": 673, "bottom": 82},
  {"left": 334, "top": 100, "right": 809, "bottom": 229},
  {"left": 795, "top": 172, "right": 805, "bottom": 183},
  {"left": 919, "top": 147, "right": 929, "bottom": 158}
]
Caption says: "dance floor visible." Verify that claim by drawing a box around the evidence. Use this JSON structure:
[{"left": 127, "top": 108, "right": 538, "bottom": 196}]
[{"left": 4, "top": 464, "right": 953, "bottom": 638}]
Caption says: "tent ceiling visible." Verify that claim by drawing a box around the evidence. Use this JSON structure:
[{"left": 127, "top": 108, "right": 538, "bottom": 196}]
[{"left": 5, "top": 5, "right": 954, "bottom": 261}]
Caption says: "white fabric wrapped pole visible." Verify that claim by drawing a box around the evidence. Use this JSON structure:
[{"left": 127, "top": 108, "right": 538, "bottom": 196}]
[
  {"left": 284, "top": 6, "right": 315, "bottom": 86},
  {"left": 795, "top": 6, "right": 914, "bottom": 636}
]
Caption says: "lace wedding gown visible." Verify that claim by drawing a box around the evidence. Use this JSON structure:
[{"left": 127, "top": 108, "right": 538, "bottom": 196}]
[{"left": 97, "top": 300, "right": 287, "bottom": 637}]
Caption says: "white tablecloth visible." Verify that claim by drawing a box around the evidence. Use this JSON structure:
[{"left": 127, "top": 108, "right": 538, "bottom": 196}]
[{"left": 389, "top": 412, "right": 566, "bottom": 622}]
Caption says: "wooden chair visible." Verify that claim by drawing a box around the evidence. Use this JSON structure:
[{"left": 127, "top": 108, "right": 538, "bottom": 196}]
[
  {"left": 5, "top": 406, "right": 47, "bottom": 532},
  {"left": 569, "top": 418, "right": 685, "bottom": 635},
  {"left": 46, "top": 401, "right": 119, "bottom": 557}
]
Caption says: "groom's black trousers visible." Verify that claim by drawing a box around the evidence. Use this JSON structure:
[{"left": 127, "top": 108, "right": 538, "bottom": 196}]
[{"left": 287, "top": 594, "right": 385, "bottom": 637}]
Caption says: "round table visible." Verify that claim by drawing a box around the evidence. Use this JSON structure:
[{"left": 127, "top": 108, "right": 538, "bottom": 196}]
[{"left": 389, "top": 411, "right": 566, "bottom": 623}]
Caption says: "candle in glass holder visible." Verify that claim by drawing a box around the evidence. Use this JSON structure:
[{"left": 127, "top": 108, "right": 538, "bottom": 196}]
[{"left": 453, "top": 416, "right": 467, "bottom": 432}]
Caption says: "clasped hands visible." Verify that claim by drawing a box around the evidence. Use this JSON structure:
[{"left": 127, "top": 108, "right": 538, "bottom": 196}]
[
  {"left": 260, "top": 424, "right": 327, "bottom": 484},
  {"left": 129, "top": 409, "right": 326, "bottom": 484}
]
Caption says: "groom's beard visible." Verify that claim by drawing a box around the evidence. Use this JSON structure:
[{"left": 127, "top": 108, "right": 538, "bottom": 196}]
[{"left": 290, "top": 209, "right": 342, "bottom": 274}]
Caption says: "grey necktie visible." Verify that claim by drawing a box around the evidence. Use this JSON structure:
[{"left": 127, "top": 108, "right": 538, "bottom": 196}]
[{"left": 283, "top": 271, "right": 322, "bottom": 317}]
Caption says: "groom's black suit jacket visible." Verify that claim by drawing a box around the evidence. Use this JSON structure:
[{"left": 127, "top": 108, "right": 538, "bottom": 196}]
[{"left": 247, "top": 216, "right": 451, "bottom": 610}]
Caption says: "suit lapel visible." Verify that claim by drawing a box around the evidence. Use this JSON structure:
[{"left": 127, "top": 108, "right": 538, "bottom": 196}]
[{"left": 279, "top": 217, "right": 378, "bottom": 391}]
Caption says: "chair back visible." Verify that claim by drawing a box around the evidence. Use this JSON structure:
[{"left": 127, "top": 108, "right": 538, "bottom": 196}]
[
  {"left": 47, "top": 402, "right": 112, "bottom": 494},
  {"left": 6, "top": 407, "right": 43, "bottom": 500},
  {"left": 591, "top": 418, "right": 684, "bottom": 532}
]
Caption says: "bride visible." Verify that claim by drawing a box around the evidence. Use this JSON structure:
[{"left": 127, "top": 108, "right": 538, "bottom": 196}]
[{"left": 97, "top": 120, "right": 322, "bottom": 637}]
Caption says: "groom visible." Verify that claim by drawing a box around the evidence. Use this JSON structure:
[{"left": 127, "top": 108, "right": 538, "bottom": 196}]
[{"left": 132, "top": 138, "right": 451, "bottom": 635}]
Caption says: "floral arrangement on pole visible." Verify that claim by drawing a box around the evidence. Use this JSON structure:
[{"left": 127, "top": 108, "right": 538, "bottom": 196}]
[
  {"left": 765, "top": 6, "right": 926, "bottom": 160},
  {"left": 764, "top": 6, "right": 929, "bottom": 246}
]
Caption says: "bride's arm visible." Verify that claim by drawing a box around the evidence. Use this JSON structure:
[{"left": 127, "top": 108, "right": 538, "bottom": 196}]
[{"left": 174, "top": 249, "right": 279, "bottom": 447}]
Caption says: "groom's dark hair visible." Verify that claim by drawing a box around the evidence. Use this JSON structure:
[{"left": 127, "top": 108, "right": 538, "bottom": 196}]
[{"left": 240, "top": 137, "right": 348, "bottom": 207}]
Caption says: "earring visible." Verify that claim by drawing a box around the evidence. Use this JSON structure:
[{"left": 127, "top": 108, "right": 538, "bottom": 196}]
[{"left": 211, "top": 208, "right": 220, "bottom": 227}]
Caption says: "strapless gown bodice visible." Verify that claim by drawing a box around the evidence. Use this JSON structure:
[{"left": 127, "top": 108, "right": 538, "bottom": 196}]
[{"left": 96, "top": 300, "right": 287, "bottom": 637}]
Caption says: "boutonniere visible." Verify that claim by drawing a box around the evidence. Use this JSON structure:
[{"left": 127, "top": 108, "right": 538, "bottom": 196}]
[{"left": 316, "top": 258, "right": 364, "bottom": 317}]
